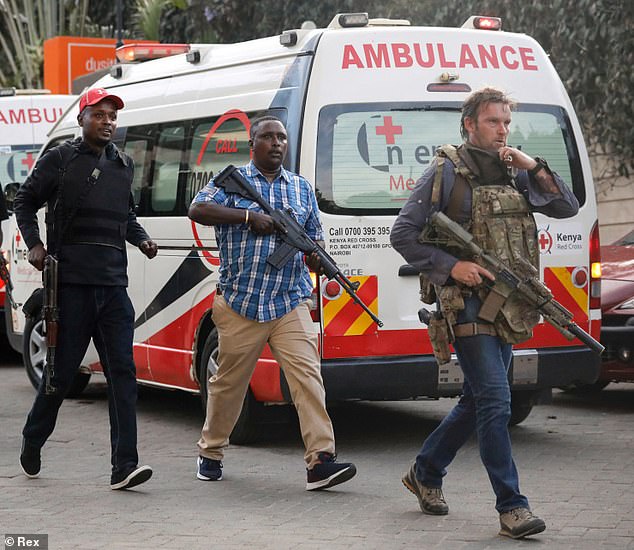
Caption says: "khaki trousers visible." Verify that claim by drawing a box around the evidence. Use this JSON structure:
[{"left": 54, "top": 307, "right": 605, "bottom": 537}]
[{"left": 198, "top": 296, "right": 335, "bottom": 468}]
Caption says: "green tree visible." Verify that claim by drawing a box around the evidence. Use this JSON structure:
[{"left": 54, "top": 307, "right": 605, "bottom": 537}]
[
  {"left": 134, "top": 0, "right": 187, "bottom": 41},
  {"left": 428, "top": 0, "right": 633, "bottom": 178},
  {"left": 0, "top": 0, "right": 92, "bottom": 87},
  {"left": 2, "top": 0, "right": 630, "bottom": 178}
]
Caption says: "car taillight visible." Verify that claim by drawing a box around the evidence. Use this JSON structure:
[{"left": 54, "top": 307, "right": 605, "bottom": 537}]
[{"left": 589, "top": 220, "right": 601, "bottom": 310}]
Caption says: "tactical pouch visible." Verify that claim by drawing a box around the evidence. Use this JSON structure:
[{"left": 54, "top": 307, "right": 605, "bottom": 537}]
[
  {"left": 437, "top": 285, "right": 465, "bottom": 325},
  {"left": 495, "top": 294, "right": 540, "bottom": 344},
  {"left": 427, "top": 313, "right": 453, "bottom": 365},
  {"left": 418, "top": 274, "right": 436, "bottom": 304}
]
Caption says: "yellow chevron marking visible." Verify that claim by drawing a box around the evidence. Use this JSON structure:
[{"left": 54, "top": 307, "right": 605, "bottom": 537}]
[
  {"left": 323, "top": 291, "right": 350, "bottom": 324},
  {"left": 344, "top": 297, "right": 379, "bottom": 335},
  {"left": 550, "top": 267, "right": 587, "bottom": 312}
]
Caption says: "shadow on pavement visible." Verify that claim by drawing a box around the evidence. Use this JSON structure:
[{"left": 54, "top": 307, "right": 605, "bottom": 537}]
[{"left": 552, "top": 383, "right": 634, "bottom": 413}]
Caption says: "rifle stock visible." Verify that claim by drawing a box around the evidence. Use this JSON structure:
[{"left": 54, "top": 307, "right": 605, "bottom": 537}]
[
  {"left": 214, "top": 165, "right": 383, "bottom": 327},
  {"left": 429, "top": 211, "right": 604, "bottom": 354},
  {"left": 43, "top": 255, "right": 59, "bottom": 394}
]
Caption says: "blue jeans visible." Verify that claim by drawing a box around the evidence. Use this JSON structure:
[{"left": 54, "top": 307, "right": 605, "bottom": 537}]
[
  {"left": 415, "top": 294, "right": 529, "bottom": 512},
  {"left": 23, "top": 285, "right": 139, "bottom": 476}
]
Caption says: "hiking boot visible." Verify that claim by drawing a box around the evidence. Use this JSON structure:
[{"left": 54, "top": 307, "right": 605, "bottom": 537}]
[
  {"left": 306, "top": 452, "right": 356, "bottom": 491},
  {"left": 20, "top": 439, "right": 41, "bottom": 479},
  {"left": 401, "top": 462, "right": 448, "bottom": 515},
  {"left": 499, "top": 507, "right": 546, "bottom": 539},
  {"left": 110, "top": 465, "right": 153, "bottom": 490},
  {"left": 197, "top": 456, "right": 223, "bottom": 481}
]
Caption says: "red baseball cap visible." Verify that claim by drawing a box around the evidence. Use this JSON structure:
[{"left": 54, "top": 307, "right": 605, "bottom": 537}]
[{"left": 79, "top": 88, "right": 124, "bottom": 112}]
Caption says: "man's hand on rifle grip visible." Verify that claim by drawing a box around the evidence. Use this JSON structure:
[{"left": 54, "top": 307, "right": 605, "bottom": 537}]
[
  {"left": 247, "top": 211, "right": 276, "bottom": 236},
  {"left": 28, "top": 243, "right": 47, "bottom": 272},
  {"left": 304, "top": 251, "right": 324, "bottom": 275}
]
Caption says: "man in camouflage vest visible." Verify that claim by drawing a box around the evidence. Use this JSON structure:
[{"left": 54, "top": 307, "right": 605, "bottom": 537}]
[{"left": 390, "top": 87, "right": 578, "bottom": 539}]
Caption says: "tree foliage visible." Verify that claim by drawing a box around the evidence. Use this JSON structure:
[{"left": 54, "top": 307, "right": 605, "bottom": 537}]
[
  {"left": 427, "top": 0, "right": 633, "bottom": 179},
  {"left": 186, "top": 0, "right": 632, "bottom": 178},
  {"left": 1, "top": 0, "right": 630, "bottom": 177},
  {"left": 0, "top": 0, "right": 93, "bottom": 87}
]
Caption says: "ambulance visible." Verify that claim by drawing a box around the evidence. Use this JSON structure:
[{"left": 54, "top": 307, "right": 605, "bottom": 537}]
[
  {"left": 8, "top": 14, "right": 601, "bottom": 439},
  {"left": 0, "top": 89, "right": 75, "bottom": 336}
]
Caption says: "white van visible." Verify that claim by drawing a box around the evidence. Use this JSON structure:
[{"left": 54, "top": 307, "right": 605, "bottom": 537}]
[
  {"left": 8, "top": 14, "right": 601, "bottom": 436},
  {"left": 0, "top": 89, "right": 75, "bottom": 336}
]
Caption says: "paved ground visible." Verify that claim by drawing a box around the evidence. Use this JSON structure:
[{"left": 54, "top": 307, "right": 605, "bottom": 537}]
[{"left": 1, "top": 348, "right": 633, "bottom": 549}]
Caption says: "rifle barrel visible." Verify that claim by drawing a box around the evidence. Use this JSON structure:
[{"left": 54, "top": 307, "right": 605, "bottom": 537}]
[{"left": 567, "top": 323, "right": 605, "bottom": 354}]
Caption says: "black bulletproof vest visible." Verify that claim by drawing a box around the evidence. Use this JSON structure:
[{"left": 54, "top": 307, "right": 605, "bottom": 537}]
[{"left": 53, "top": 142, "right": 133, "bottom": 251}]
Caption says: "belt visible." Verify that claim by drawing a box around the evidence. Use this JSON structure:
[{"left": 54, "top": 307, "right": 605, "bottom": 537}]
[{"left": 453, "top": 322, "right": 497, "bottom": 338}]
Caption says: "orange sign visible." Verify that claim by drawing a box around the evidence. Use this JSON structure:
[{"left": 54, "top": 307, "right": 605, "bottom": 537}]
[{"left": 44, "top": 36, "right": 154, "bottom": 94}]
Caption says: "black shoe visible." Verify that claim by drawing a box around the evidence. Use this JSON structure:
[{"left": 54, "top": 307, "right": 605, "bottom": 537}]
[
  {"left": 20, "top": 439, "right": 41, "bottom": 479},
  {"left": 197, "top": 456, "right": 223, "bottom": 481},
  {"left": 306, "top": 452, "right": 356, "bottom": 491},
  {"left": 110, "top": 465, "right": 153, "bottom": 490}
]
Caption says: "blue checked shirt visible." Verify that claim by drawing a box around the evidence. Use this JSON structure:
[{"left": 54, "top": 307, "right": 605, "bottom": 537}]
[{"left": 192, "top": 161, "right": 323, "bottom": 321}]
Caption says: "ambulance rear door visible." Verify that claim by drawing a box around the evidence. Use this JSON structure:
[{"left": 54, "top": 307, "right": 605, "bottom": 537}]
[{"left": 298, "top": 20, "right": 600, "bottom": 398}]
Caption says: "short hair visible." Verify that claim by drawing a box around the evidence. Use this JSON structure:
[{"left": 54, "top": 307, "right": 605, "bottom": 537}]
[
  {"left": 460, "top": 87, "right": 517, "bottom": 140},
  {"left": 250, "top": 115, "right": 285, "bottom": 139}
]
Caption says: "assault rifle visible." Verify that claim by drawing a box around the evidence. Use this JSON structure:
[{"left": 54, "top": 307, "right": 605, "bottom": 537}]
[
  {"left": 0, "top": 257, "right": 19, "bottom": 309},
  {"left": 43, "top": 255, "right": 59, "bottom": 394},
  {"left": 214, "top": 165, "right": 383, "bottom": 327},
  {"left": 429, "top": 211, "right": 604, "bottom": 354}
]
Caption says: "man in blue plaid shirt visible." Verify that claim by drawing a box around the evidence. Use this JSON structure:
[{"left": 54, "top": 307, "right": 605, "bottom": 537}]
[{"left": 190, "top": 115, "right": 356, "bottom": 490}]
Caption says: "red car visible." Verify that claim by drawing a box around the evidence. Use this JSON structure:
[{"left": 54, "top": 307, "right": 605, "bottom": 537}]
[{"left": 594, "top": 229, "right": 634, "bottom": 389}]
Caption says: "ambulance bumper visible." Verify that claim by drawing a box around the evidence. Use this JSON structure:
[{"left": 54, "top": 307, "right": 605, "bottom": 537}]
[{"left": 319, "top": 346, "right": 601, "bottom": 401}]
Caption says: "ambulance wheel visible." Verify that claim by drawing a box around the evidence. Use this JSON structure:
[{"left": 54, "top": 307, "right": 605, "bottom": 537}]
[
  {"left": 198, "top": 328, "right": 263, "bottom": 444},
  {"left": 509, "top": 391, "right": 534, "bottom": 426},
  {"left": 23, "top": 310, "right": 91, "bottom": 397}
]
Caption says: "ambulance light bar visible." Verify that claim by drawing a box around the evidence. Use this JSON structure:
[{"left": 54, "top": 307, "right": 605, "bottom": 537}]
[
  {"left": 0, "top": 88, "right": 52, "bottom": 96},
  {"left": 462, "top": 16, "right": 502, "bottom": 31},
  {"left": 368, "top": 17, "right": 411, "bottom": 27},
  {"left": 329, "top": 13, "right": 369, "bottom": 29},
  {"left": 339, "top": 13, "right": 369, "bottom": 27},
  {"left": 115, "top": 43, "right": 191, "bottom": 63}
]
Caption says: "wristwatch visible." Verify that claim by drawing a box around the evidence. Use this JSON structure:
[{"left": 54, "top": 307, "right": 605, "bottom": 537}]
[{"left": 528, "top": 157, "right": 548, "bottom": 177}]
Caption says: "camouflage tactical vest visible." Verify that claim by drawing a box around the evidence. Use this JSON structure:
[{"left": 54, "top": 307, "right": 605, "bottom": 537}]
[{"left": 422, "top": 144, "right": 540, "bottom": 344}]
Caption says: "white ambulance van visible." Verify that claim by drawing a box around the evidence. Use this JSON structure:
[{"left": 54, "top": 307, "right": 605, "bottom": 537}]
[
  {"left": 0, "top": 89, "right": 75, "bottom": 336},
  {"left": 9, "top": 14, "right": 601, "bottom": 437}
]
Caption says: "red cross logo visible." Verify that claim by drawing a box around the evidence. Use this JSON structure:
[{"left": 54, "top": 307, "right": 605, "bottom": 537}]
[
  {"left": 538, "top": 228, "right": 553, "bottom": 254},
  {"left": 375, "top": 116, "right": 402, "bottom": 145},
  {"left": 21, "top": 152, "right": 35, "bottom": 173}
]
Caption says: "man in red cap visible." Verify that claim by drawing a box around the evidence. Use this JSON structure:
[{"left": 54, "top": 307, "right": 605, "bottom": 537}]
[{"left": 14, "top": 87, "right": 158, "bottom": 490}]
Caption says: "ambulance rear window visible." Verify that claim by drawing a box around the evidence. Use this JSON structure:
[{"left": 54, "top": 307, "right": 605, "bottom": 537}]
[{"left": 315, "top": 102, "right": 583, "bottom": 215}]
